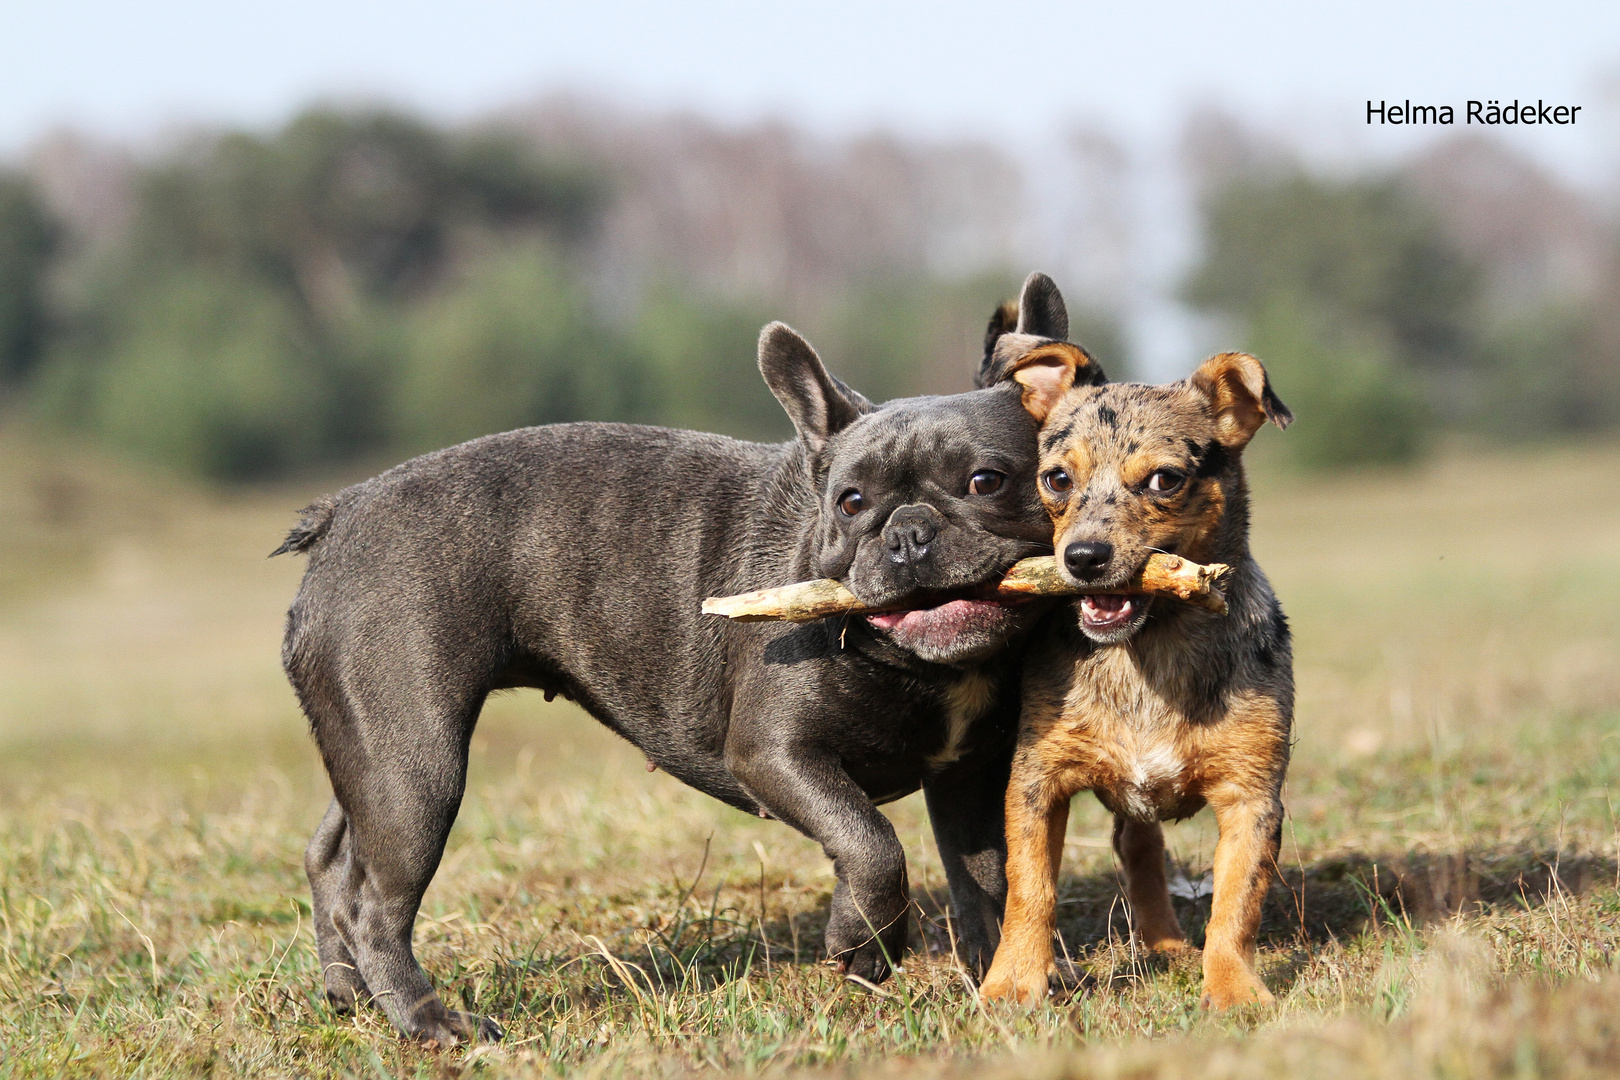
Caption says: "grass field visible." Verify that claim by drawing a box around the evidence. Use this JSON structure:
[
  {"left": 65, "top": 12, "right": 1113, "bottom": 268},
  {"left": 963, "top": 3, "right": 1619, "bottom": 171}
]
[{"left": 2, "top": 426, "right": 1619, "bottom": 1078}]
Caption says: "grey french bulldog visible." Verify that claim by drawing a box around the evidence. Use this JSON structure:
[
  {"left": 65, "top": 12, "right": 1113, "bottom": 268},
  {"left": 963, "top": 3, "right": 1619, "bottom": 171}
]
[{"left": 274, "top": 274, "right": 1081, "bottom": 1043}]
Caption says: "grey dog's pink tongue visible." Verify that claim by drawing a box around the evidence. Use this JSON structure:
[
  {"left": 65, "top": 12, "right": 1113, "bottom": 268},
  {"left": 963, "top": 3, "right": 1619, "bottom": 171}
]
[{"left": 867, "top": 598, "right": 1013, "bottom": 649}]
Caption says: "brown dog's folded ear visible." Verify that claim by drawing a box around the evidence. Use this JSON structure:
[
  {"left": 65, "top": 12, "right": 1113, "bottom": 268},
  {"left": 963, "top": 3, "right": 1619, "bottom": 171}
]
[
  {"left": 1190, "top": 352, "right": 1294, "bottom": 449},
  {"left": 1003, "top": 342, "right": 1099, "bottom": 422},
  {"left": 759, "top": 322, "right": 872, "bottom": 453}
]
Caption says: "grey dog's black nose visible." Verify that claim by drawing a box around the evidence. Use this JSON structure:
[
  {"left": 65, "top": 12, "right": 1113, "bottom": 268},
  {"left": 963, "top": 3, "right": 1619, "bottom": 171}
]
[
  {"left": 1064, "top": 540, "right": 1113, "bottom": 581},
  {"left": 884, "top": 506, "right": 940, "bottom": 564}
]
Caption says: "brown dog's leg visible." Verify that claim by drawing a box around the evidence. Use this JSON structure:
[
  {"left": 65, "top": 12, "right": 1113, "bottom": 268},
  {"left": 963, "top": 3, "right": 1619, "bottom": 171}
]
[
  {"left": 1112, "top": 817, "right": 1188, "bottom": 952},
  {"left": 979, "top": 770, "right": 1069, "bottom": 1004},
  {"left": 1199, "top": 794, "right": 1281, "bottom": 1008}
]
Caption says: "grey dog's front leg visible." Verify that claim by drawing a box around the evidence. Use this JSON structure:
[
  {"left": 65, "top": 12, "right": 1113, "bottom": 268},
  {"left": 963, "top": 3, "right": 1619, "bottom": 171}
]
[
  {"left": 924, "top": 749, "right": 1011, "bottom": 978},
  {"left": 727, "top": 739, "right": 911, "bottom": 982}
]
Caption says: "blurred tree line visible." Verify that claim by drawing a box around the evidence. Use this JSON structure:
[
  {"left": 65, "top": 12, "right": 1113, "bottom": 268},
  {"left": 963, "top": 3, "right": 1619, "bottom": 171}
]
[
  {"left": 1182, "top": 134, "right": 1620, "bottom": 469},
  {"left": 2, "top": 109, "right": 1069, "bottom": 480},
  {"left": 2, "top": 106, "right": 1614, "bottom": 481}
]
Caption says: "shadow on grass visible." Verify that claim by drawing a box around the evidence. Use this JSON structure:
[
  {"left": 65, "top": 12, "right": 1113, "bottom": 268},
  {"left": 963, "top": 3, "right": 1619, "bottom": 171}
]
[
  {"left": 451, "top": 846, "right": 1618, "bottom": 1021},
  {"left": 985, "top": 847, "right": 1620, "bottom": 958},
  {"left": 474, "top": 882, "right": 837, "bottom": 1013}
]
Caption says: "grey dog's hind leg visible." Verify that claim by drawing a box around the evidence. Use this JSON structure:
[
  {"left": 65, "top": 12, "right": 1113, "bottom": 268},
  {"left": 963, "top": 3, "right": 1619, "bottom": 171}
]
[
  {"left": 306, "top": 798, "right": 370, "bottom": 1009},
  {"left": 303, "top": 662, "right": 503, "bottom": 1044},
  {"left": 924, "top": 749, "right": 1012, "bottom": 978}
]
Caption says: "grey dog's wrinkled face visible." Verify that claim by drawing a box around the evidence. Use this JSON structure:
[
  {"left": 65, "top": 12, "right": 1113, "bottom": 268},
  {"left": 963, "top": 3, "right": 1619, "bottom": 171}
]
[
  {"left": 812, "top": 390, "right": 1051, "bottom": 664},
  {"left": 758, "top": 320, "right": 1052, "bottom": 666}
]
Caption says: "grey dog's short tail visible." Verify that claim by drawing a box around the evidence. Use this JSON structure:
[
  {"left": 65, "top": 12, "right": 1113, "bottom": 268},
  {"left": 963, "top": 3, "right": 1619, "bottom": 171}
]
[{"left": 270, "top": 494, "right": 339, "bottom": 556}]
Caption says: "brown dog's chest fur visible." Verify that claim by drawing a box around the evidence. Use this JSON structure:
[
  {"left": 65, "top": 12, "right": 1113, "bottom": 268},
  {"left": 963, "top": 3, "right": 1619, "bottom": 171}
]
[{"left": 1021, "top": 612, "right": 1288, "bottom": 825}]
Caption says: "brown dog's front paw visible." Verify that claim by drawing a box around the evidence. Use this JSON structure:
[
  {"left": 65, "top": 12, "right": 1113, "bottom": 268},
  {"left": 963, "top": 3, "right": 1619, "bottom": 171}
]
[
  {"left": 979, "top": 956, "right": 1054, "bottom": 1006},
  {"left": 1198, "top": 958, "right": 1273, "bottom": 1010}
]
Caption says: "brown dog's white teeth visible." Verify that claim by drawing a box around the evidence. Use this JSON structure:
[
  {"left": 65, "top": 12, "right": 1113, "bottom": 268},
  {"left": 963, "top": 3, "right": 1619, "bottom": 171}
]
[{"left": 1080, "top": 594, "right": 1136, "bottom": 627}]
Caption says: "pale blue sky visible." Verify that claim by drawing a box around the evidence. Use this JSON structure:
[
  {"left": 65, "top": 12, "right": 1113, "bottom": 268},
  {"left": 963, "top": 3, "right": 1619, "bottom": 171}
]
[{"left": 4, "top": 0, "right": 1619, "bottom": 185}]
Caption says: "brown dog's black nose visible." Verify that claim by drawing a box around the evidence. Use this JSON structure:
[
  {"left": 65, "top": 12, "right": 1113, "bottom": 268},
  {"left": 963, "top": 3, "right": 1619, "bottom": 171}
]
[
  {"left": 884, "top": 506, "right": 941, "bottom": 564},
  {"left": 1064, "top": 540, "right": 1113, "bottom": 581}
]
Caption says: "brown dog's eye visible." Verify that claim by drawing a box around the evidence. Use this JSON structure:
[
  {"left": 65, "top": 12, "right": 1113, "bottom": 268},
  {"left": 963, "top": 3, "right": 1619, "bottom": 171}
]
[
  {"left": 1146, "top": 469, "right": 1186, "bottom": 494},
  {"left": 838, "top": 490, "right": 864, "bottom": 516},
  {"left": 968, "top": 470, "right": 1004, "bottom": 495},
  {"left": 1042, "top": 469, "right": 1072, "bottom": 494}
]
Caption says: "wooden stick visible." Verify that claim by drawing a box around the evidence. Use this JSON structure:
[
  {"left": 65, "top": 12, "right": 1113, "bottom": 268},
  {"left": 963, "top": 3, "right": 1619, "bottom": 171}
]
[{"left": 702, "top": 553, "right": 1230, "bottom": 623}]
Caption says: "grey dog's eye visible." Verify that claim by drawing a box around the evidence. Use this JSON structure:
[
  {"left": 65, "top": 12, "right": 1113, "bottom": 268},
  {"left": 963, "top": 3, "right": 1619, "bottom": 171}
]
[
  {"left": 1146, "top": 469, "right": 1186, "bottom": 494},
  {"left": 1042, "top": 468, "right": 1072, "bottom": 494},
  {"left": 968, "top": 470, "right": 1004, "bottom": 495},
  {"left": 838, "top": 490, "right": 864, "bottom": 516}
]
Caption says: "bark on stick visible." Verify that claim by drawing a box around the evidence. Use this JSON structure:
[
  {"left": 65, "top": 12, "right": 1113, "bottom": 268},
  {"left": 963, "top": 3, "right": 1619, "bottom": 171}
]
[{"left": 702, "top": 553, "right": 1230, "bottom": 623}]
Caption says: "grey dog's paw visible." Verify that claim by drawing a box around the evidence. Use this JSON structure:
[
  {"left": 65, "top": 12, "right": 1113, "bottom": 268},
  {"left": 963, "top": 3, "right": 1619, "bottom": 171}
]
[
  {"left": 321, "top": 967, "right": 372, "bottom": 1014},
  {"left": 830, "top": 936, "right": 895, "bottom": 984},
  {"left": 1047, "top": 958, "right": 1092, "bottom": 999},
  {"left": 825, "top": 897, "right": 909, "bottom": 984},
  {"left": 414, "top": 1009, "right": 505, "bottom": 1047}
]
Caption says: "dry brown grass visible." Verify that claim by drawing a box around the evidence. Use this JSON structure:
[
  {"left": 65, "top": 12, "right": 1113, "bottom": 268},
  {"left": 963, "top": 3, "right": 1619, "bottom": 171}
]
[{"left": 1, "top": 426, "right": 1617, "bottom": 1077}]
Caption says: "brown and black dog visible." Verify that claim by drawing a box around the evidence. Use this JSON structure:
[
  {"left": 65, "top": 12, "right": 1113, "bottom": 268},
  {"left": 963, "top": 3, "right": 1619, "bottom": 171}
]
[{"left": 976, "top": 279, "right": 1295, "bottom": 1009}]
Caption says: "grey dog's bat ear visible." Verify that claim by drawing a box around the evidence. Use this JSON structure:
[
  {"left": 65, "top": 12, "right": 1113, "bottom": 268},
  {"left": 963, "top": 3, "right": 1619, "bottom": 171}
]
[{"left": 759, "top": 322, "right": 872, "bottom": 453}]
